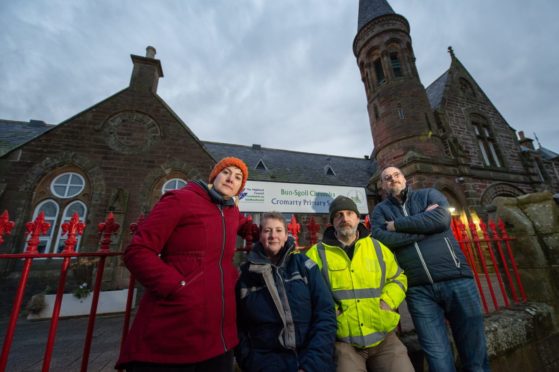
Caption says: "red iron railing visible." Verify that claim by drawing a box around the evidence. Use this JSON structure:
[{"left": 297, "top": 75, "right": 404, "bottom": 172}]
[
  {"left": 237, "top": 215, "right": 259, "bottom": 252},
  {"left": 307, "top": 216, "right": 320, "bottom": 246},
  {"left": 451, "top": 217, "right": 526, "bottom": 313},
  {"left": 0, "top": 211, "right": 259, "bottom": 371},
  {"left": 287, "top": 215, "right": 301, "bottom": 247},
  {"left": 80, "top": 212, "right": 120, "bottom": 371},
  {"left": 0, "top": 211, "right": 526, "bottom": 370},
  {"left": 0, "top": 211, "right": 122, "bottom": 372}
]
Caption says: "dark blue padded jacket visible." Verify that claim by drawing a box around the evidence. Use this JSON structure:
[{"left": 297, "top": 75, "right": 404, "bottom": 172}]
[
  {"left": 235, "top": 237, "right": 336, "bottom": 372},
  {"left": 371, "top": 187, "right": 472, "bottom": 287}
]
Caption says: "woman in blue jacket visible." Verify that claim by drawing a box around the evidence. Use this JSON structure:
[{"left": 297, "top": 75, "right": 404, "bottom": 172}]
[{"left": 235, "top": 212, "right": 337, "bottom": 372}]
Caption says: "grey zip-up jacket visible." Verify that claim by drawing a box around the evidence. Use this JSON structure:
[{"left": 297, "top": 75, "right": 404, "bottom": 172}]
[{"left": 371, "top": 187, "right": 472, "bottom": 286}]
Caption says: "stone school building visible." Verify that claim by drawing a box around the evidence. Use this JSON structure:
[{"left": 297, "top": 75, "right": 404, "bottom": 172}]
[{"left": 1, "top": 0, "right": 558, "bottom": 296}]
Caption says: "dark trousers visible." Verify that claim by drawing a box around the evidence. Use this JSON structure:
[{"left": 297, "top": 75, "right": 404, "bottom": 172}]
[{"left": 124, "top": 350, "right": 234, "bottom": 372}]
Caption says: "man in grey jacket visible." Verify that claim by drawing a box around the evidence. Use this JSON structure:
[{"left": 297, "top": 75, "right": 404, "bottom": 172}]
[{"left": 371, "top": 166, "right": 490, "bottom": 372}]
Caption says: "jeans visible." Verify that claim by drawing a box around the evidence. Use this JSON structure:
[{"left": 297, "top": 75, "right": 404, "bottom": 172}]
[{"left": 406, "top": 278, "right": 490, "bottom": 372}]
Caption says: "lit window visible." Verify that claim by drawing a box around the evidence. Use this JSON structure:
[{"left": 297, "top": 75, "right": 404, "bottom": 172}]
[
  {"left": 51, "top": 172, "right": 85, "bottom": 198},
  {"left": 162, "top": 178, "right": 187, "bottom": 194}
]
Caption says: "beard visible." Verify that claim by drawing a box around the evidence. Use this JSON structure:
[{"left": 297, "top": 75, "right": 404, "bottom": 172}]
[
  {"left": 336, "top": 223, "right": 358, "bottom": 239},
  {"left": 388, "top": 182, "right": 405, "bottom": 197}
]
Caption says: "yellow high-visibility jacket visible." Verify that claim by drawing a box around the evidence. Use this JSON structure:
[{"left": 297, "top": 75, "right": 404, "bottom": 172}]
[{"left": 305, "top": 223, "right": 407, "bottom": 348}]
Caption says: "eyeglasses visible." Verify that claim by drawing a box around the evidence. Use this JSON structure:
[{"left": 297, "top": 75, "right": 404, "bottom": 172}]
[{"left": 382, "top": 171, "right": 402, "bottom": 182}]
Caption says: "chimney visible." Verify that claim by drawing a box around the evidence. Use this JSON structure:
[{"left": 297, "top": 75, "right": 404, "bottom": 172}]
[
  {"left": 29, "top": 119, "right": 47, "bottom": 127},
  {"left": 129, "top": 46, "right": 164, "bottom": 93},
  {"left": 517, "top": 130, "right": 535, "bottom": 150}
]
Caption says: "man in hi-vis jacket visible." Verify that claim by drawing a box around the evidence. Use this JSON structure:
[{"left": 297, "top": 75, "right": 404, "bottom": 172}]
[
  {"left": 306, "top": 196, "right": 414, "bottom": 372},
  {"left": 371, "top": 166, "right": 490, "bottom": 372}
]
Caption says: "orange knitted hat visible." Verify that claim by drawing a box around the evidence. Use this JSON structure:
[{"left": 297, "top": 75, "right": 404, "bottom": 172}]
[{"left": 208, "top": 157, "right": 249, "bottom": 195}]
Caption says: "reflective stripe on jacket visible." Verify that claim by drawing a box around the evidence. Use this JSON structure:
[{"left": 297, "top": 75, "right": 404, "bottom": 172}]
[{"left": 306, "top": 223, "right": 407, "bottom": 348}]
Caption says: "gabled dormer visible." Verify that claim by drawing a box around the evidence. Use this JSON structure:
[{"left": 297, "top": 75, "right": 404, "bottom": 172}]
[{"left": 255, "top": 159, "right": 268, "bottom": 171}]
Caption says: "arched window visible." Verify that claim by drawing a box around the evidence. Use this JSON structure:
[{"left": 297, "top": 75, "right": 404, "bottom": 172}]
[
  {"left": 53, "top": 201, "right": 88, "bottom": 253},
  {"left": 162, "top": 178, "right": 187, "bottom": 194},
  {"left": 28, "top": 168, "right": 90, "bottom": 255},
  {"left": 390, "top": 52, "right": 403, "bottom": 77},
  {"left": 471, "top": 114, "right": 503, "bottom": 168},
  {"left": 28, "top": 199, "right": 60, "bottom": 253},
  {"left": 51, "top": 172, "right": 85, "bottom": 198}
]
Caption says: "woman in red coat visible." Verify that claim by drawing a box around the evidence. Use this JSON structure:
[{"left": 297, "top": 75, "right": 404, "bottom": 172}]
[{"left": 116, "top": 157, "right": 249, "bottom": 372}]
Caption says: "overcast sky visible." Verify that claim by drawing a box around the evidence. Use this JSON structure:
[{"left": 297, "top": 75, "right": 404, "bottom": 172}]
[{"left": 1, "top": 0, "right": 558, "bottom": 158}]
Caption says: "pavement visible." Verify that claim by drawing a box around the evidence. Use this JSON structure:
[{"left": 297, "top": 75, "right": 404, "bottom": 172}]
[
  {"left": 0, "top": 273, "right": 504, "bottom": 372},
  {"left": 0, "top": 307, "right": 415, "bottom": 372},
  {"left": 1, "top": 314, "right": 125, "bottom": 371}
]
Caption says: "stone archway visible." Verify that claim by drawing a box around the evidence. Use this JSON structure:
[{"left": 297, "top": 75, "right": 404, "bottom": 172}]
[
  {"left": 481, "top": 183, "right": 525, "bottom": 206},
  {"left": 432, "top": 179, "right": 468, "bottom": 219},
  {"left": 20, "top": 151, "right": 105, "bottom": 205}
]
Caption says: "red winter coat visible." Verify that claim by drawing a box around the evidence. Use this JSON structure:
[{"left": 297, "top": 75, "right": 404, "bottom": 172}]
[{"left": 116, "top": 182, "right": 243, "bottom": 367}]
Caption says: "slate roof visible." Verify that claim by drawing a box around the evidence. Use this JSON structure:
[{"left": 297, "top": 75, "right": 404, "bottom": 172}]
[
  {"left": 426, "top": 70, "right": 449, "bottom": 110},
  {"left": 538, "top": 146, "right": 559, "bottom": 160},
  {"left": 357, "top": 0, "right": 395, "bottom": 32},
  {"left": 0, "top": 119, "right": 55, "bottom": 157},
  {"left": 0, "top": 119, "right": 376, "bottom": 188},
  {"left": 203, "top": 141, "right": 375, "bottom": 189}
]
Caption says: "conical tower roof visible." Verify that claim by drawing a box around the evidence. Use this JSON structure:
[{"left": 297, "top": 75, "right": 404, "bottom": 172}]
[{"left": 357, "top": 0, "right": 395, "bottom": 32}]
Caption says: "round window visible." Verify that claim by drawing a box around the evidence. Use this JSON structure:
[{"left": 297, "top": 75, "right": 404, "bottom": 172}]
[
  {"left": 162, "top": 178, "right": 187, "bottom": 194},
  {"left": 50, "top": 172, "right": 85, "bottom": 198}
]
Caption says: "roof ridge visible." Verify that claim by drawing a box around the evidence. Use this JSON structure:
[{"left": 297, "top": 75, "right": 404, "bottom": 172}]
[{"left": 202, "top": 141, "right": 371, "bottom": 160}]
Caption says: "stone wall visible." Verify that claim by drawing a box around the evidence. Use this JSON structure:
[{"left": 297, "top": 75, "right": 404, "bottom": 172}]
[
  {"left": 486, "top": 303, "right": 559, "bottom": 371},
  {"left": 493, "top": 191, "right": 559, "bottom": 317},
  {"left": 487, "top": 192, "right": 559, "bottom": 370}
]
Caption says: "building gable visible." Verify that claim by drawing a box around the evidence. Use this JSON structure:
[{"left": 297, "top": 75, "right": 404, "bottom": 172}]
[
  {"left": 0, "top": 49, "right": 216, "bottom": 258},
  {"left": 431, "top": 50, "right": 525, "bottom": 175}
]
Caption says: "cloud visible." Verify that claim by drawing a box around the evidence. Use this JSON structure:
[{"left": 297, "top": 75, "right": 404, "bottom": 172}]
[{"left": 1, "top": 0, "right": 558, "bottom": 158}]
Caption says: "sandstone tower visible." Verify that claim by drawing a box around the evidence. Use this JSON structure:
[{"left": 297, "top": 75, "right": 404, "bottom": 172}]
[{"left": 353, "top": 0, "right": 447, "bottom": 169}]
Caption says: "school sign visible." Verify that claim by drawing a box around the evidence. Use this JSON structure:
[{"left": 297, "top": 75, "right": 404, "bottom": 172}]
[{"left": 238, "top": 180, "right": 368, "bottom": 214}]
